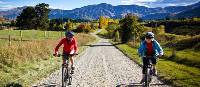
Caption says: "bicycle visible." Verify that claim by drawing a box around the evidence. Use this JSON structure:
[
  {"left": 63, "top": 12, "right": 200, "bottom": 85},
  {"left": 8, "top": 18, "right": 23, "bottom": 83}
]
[
  {"left": 53, "top": 53, "right": 78, "bottom": 87},
  {"left": 142, "top": 56, "right": 154, "bottom": 87}
]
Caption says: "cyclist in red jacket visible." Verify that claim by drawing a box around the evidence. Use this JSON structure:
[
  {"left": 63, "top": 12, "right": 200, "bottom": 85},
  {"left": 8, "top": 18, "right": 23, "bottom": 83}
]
[{"left": 54, "top": 31, "right": 78, "bottom": 73}]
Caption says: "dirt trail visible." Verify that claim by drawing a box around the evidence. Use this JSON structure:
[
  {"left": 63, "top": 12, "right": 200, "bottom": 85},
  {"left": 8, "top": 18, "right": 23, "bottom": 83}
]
[{"left": 33, "top": 37, "right": 170, "bottom": 87}]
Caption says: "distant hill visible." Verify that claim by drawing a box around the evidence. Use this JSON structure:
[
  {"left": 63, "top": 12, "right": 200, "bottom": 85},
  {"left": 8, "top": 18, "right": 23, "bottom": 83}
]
[
  {"left": 0, "top": 2, "right": 200, "bottom": 20},
  {"left": 175, "top": 6, "right": 200, "bottom": 18}
]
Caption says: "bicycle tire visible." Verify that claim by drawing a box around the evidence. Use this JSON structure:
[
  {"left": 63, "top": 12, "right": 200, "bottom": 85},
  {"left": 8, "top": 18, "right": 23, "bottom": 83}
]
[
  {"left": 62, "top": 65, "right": 68, "bottom": 87},
  {"left": 145, "top": 67, "right": 149, "bottom": 87}
]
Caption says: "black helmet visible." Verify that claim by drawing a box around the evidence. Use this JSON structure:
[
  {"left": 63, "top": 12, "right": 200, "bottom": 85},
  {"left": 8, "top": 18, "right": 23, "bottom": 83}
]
[
  {"left": 145, "top": 32, "right": 154, "bottom": 39},
  {"left": 65, "top": 31, "right": 75, "bottom": 38}
]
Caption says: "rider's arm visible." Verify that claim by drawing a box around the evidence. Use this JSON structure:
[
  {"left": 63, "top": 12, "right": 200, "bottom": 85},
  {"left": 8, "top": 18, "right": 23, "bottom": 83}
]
[
  {"left": 74, "top": 38, "right": 78, "bottom": 54},
  {"left": 138, "top": 41, "right": 145, "bottom": 57},
  {"left": 154, "top": 40, "right": 164, "bottom": 56},
  {"left": 54, "top": 38, "right": 64, "bottom": 54}
]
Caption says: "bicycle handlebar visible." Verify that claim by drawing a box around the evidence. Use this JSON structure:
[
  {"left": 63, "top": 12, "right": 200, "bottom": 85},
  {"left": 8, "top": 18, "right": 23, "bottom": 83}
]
[{"left": 53, "top": 53, "right": 78, "bottom": 57}]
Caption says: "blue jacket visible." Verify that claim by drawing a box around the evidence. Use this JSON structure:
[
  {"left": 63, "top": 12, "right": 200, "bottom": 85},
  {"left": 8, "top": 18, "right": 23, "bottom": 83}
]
[{"left": 138, "top": 39, "right": 163, "bottom": 59}]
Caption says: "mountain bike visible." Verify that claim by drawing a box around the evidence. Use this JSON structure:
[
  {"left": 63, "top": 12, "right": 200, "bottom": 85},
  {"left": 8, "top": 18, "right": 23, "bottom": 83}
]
[
  {"left": 143, "top": 56, "right": 153, "bottom": 87},
  {"left": 53, "top": 53, "right": 78, "bottom": 87}
]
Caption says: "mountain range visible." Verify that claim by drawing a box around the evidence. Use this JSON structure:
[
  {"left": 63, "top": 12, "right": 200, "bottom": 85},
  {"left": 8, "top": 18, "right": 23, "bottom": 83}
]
[{"left": 0, "top": 2, "right": 200, "bottom": 20}]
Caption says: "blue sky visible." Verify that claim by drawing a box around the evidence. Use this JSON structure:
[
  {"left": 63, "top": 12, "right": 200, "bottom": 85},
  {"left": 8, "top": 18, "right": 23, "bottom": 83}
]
[{"left": 0, "top": 0, "right": 200, "bottom": 10}]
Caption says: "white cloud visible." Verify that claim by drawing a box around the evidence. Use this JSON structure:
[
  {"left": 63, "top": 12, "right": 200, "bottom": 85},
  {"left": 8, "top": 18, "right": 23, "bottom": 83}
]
[
  {"left": 120, "top": 0, "right": 158, "bottom": 7},
  {"left": 0, "top": 1, "right": 8, "bottom": 4},
  {"left": 120, "top": 0, "right": 200, "bottom": 7},
  {"left": 121, "top": 0, "right": 157, "bottom": 4}
]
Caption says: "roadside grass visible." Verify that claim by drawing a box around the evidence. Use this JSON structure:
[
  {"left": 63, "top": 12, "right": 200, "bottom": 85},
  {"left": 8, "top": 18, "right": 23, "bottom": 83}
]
[
  {"left": 96, "top": 29, "right": 109, "bottom": 38},
  {"left": 112, "top": 42, "right": 200, "bottom": 87},
  {"left": 164, "top": 48, "right": 200, "bottom": 68},
  {"left": 0, "top": 32, "right": 97, "bottom": 86}
]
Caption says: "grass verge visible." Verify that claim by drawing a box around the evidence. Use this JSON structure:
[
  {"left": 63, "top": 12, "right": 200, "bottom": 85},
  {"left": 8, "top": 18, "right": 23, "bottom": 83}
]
[
  {"left": 111, "top": 41, "right": 200, "bottom": 87},
  {"left": 0, "top": 33, "right": 97, "bottom": 87}
]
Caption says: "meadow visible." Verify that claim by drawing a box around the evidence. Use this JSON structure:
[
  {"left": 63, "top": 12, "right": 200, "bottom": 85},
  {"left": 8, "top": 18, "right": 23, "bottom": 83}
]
[{"left": 0, "top": 30, "right": 97, "bottom": 86}]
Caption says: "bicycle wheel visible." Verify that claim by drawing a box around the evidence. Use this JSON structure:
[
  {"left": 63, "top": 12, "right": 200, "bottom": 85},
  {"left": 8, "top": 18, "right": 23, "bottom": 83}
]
[
  {"left": 62, "top": 65, "right": 68, "bottom": 87},
  {"left": 145, "top": 67, "right": 150, "bottom": 87},
  {"left": 68, "top": 74, "right": 72, "bottom": 85}
]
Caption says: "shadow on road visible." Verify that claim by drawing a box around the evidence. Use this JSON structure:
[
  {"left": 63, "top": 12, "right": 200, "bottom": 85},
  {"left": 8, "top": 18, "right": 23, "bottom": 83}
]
[
  {"left": 84, "top": 42, "right": 123, "bottom": 47},
  {"left": 6, "top": 82, "right": 23, "bottom": 87},
  {"left": 32, "top": 83, "right": 57, "bottom": 87},
  {"left": 116, "top": 82, "right": 167, "bottom": 87}
]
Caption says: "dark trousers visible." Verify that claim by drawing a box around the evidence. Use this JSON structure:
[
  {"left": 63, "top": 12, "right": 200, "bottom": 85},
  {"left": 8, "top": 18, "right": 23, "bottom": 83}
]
[{"left": 142, "top": 57, "right": 157, "bottom": 74}]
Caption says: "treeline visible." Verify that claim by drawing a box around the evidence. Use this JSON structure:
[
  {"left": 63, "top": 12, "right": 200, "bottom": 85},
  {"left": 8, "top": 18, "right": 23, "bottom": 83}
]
[{"left": 145, "top": 18, "right": 200, "bottom": 33}]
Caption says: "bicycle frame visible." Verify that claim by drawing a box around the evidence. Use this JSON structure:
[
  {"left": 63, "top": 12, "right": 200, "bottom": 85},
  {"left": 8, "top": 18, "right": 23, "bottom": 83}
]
[
  {"left": 54, "top": 53, "right": 77, "bottom": 86},
  {"left": 144, "top": 56, "right": 153, "bottom": 87},
  {"left": 62, "top": 57, "right": 72, "bottom": 87}
]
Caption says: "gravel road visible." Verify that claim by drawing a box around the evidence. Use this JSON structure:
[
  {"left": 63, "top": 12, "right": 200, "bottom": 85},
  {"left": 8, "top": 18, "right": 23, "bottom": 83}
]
[{"left": 32, "top": 38, "right": 170, "bottom": 87}]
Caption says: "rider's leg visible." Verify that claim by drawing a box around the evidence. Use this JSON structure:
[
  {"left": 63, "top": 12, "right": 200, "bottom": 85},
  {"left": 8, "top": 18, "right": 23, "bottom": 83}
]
[
  {"left": 141, "top": 57, "right": 147, "bottom": 83},
  {"left": 70, "top": 56, "right": 74, "bottom": 66},
  {"left": 62, "top": 57, "right": 66, "bottom": 64},
  {"left": 151, "top": 57, "right": 157, "bottom": 75},
  {"left": 70, "top": 56, "right": 75, "bottom": 70}
]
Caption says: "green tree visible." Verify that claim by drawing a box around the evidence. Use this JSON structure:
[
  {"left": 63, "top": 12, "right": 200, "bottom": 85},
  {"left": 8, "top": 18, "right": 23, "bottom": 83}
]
[
  {"left": 106, "top": 23, "right": 119, "bottom": 38},
  {"left": 65, "top": 21, "right": 73, "bottom": 30},
  {"left": 119, "top": 13, "right": 144, "bottom": 43},
  {"left": 153, "top": 25, "right": 165, "bottom": 35},
  {"left": 35, "top": 3, "right": 50, "bottom": 30},
  {"left": 16, "top": 6, "right": 37, "bottom": 29},
  {"left": 99, "top": 16, "right": 108, "bottom": 29},
  {"left": 114, "top": 30, "right": 120, "bottom": 42}
]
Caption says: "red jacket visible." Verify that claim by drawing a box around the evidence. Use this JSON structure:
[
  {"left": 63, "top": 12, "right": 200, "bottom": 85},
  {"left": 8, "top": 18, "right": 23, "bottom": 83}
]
[{"left": 55, "top": 37, "right": 78, "bottom": 54}]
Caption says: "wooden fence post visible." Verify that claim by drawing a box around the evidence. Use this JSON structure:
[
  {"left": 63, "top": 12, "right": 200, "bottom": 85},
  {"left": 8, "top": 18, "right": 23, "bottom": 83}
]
[
  {"left": 20, "top": 30, "right": 23, "bottom": 41},
  {"left": 60, "top": 31, "right": 62, "bottom": 38},
  {"left": 171, "top": 44, "right": 176, "bottom": 58},
  {"left": 44, "top": 31, "right": 46, "bottom": 39},
  {"left": 9, "top": 35, "right": 11, "bottom": 46}
]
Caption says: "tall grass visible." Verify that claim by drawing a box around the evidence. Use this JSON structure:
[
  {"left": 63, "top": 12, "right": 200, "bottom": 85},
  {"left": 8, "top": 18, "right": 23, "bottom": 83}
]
[
  {"left": 0, "top": 31, "right": 96, "bottom": 86},
  {"left": 0, "top": 40, "right": 56, "bottom": 86}
]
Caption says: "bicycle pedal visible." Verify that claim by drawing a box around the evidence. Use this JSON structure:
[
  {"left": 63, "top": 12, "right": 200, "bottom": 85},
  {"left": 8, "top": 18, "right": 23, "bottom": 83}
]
[
  {"left": 71, "top": 71, "right": 74, "bottom": 74},
  {"left": 68, "top": 83, "right": 71, "bottom": 85}
]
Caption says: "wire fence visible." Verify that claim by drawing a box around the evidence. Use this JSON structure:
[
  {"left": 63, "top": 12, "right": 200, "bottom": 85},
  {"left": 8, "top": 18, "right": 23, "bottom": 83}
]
[{"left": 0, "top": 30, "right": 65, "bottom": 46}]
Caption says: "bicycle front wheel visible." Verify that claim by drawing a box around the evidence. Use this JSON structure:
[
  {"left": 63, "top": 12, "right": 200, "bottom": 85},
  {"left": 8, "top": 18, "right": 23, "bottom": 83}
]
[{"left": 62, "top": 66, "right": 68, "bottom": 87}]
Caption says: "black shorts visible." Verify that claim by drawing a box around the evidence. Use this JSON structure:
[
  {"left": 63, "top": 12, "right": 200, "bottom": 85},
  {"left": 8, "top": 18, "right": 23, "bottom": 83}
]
[
  {"left": 62, "top": 53, "right": 71, "bottom": 60},
  {"left": 142, "top": 57, "right": 157, "bottom": 74},
  {"left": 143, "top": 57, "right": 157, "bottom": 65}
]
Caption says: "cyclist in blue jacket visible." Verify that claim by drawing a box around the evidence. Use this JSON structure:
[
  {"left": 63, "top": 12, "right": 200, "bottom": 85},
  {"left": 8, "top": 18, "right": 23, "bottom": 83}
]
[{"left": 138, "top": 32, "right": 164, "bottom": 82}]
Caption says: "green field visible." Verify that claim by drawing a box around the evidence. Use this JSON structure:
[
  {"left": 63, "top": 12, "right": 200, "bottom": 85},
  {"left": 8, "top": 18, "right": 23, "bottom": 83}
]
[
  {"left": 0, "top": 30, "right": 65, "bottom": 46},
  {"left": 0, "top": 30, "right": 64, "bottom": 40}
]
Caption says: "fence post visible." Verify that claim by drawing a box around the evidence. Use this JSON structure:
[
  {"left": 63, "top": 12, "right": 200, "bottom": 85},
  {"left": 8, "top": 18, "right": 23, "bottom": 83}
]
[
  {"left": 171, "top": 47, "right": 176, "bottom": 58},
  {"left": 9, "top": 35, "right": 11, "bottom": 46},
  {"left": 60, "top": 31, "right": 62, "bottom": 38},
  {"left": 20, "top": 30, "right": 23, "bottom": 41},
  {"left": 44, "top": 31, "right": 46, "bottom": 39}
]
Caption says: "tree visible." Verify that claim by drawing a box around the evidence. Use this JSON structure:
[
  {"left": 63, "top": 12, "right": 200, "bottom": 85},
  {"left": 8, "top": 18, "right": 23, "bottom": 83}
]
[
  {"left": 119, "top": 13, "right": 144, "bottom": 43},
  {"left": 16, "top": 6, "right": 37, "bottom": 29},
  {"left": 49, "top": 18, "right": 64, "bottom": 31},
  {"left": 106, "top": 23, "right": 119, "bottom": 38},
  {"left": 114, "top": 30, "right": 120, "bottom": 42},
  {"left": 76, "top": 23, "right": 91, "bottom": 33},
  {"left": 65, "top": 21, "right": 73, "bottom": 31},
  {"left": 99, "top": 16, "right": 109, "bottom": 29},
  {"left": 153, "top": 25, "right": 165, "bottom": 35},
  {"left": 16, "top": 3, "right": 50, "bottom": 30},
  {"left": 35, "top": 3, "right": 50, "bottom": 30},
  {"left": 11, "top": 20, "right": 16, "bottom": 27}
]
